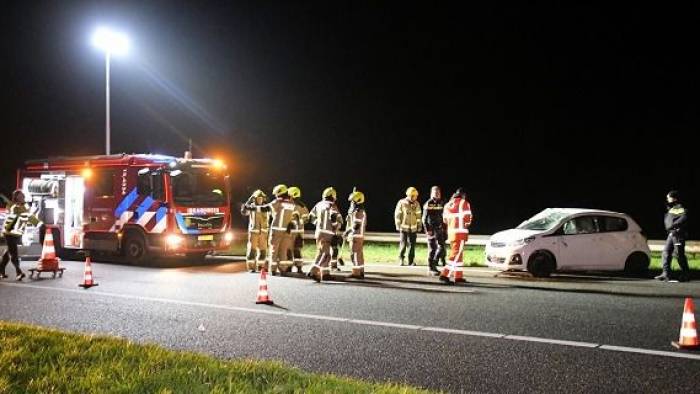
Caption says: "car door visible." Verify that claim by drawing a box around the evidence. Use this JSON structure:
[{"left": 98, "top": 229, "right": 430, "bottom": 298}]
[
  {"left": 554, "top": 215, "right": 601, "bottom": 270},
  {"left": 594, "top": 215, "right": 630, "bottom": 270}
]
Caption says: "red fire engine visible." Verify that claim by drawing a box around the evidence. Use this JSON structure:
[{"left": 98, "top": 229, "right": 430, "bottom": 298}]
[{"left": 15, "top": 152, "right": 233, "bottom": 263}]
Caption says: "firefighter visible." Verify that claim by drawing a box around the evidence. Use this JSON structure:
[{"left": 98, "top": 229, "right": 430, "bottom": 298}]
[
  {"left": 345, "top": 189, "right": 367, "bottom": 278},
  {"left": 329, "top": 198, "right": 345, "bottom": 272},
  {"left": 655, "top": 190, "right": 690, "bottom": 282},
  {"left": 1, "top": 190, "right": 43, "bottom": 281},
  {"left": 440, "top": 188, "right": 472, "bottom": 284},
  {"left": 394, "top": 187, "right": 422, "bottom": 266},
  {"left": 287, "top": 186, "right": 309, "bottom": 274},
  {"left": 240, "top": 190, "right": 270, "bottom": 273},
  {"left": 307, "top": 187, "right": 342, "bottom": 282},
  {"left": 268, "top": 184, "right": 300, "bottom": 275},
  {"left": 422, "top": 186, "right": 446, "bottom": 274}
]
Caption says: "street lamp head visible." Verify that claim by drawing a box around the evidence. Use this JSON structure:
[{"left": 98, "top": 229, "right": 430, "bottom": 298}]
[{"left": 91, "top": 27, "right": 129, "bottom": 56}]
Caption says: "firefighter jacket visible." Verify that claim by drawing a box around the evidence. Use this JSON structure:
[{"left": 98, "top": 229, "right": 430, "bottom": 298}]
[
  {"left": 3, "top": 203, "right": 42, "bottom": 237},
  {"left": 241, "top": 202, "right": 270, "bottom": 234},
  {"left": 443, "top": 196, "right": 472, "bottom": 237},
  {"left": 394, "top": 198, "right": 422, "bottom": 233},
  {"left": 292, "top": 200, "right": 310, "bottom": 235},
  {"left": 269, "top": 197, "right": 300, "bottom": 233},
  {"left": 422, "top": 198, "right": 446, "bottom": 238},
  {"left": 309, "top": 199, "right": 343, "bottom": 238},
  {"left": 345, "top": 206, "right": 367, "bottom": 239},
  {"left": 665, "top": 203, "right": 688, "bottom": 241}
]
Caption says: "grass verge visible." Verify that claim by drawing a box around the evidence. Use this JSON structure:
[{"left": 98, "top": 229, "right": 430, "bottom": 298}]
[
  {"left": 0, "top": 321, "right": 432, "bottom": 394},
  {"left": 225, "top": 239, "right": 700, "bottom": 271}
]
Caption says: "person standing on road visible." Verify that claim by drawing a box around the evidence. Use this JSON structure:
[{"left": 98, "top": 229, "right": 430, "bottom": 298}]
[
  {"left": 287, "top": 186, "right": 309, "bottom": 274},
  {"left": 655, "top": 190, "right": 690, "bottom": 282},
  {"left": 422, "top": 186, "right": 447, "bottom": 274},
  {"left": 240, "top": 190, "right": 270, "bottom": 273},
  {"left": 1, "top": 190, "right": 43, "bottom": 281},
  {"left": 394, "top": 187, "right": 422, "bottom": 266},
  {"left": 268, "top": 184, "right": 300, "bottom": 275},
  {"left": 345, "top": 189, "right": 367, "bottom": 278},
  {"left": 307, "top": 187, "right": 342, "bottom": 282},
  {"left": 440, "top": 188, "right": 472, "bottom": 284}
]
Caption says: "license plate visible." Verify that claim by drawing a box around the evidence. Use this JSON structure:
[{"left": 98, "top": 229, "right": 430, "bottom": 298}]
[{"left": 197, "top": 235, "right": 214, "bottom": 241}]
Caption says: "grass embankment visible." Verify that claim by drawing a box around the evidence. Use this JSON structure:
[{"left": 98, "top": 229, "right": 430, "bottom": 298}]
[
  {"left": 226, "top": 240, "right": 700, "bottom": 271},
  {"left": 0, "top": 322, "right": 431, "bottom": 394}
]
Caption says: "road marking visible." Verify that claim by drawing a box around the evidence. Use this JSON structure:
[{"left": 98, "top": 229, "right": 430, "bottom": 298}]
[
  {"left": 599, "top": 345, "right": 700, "bottom": 361},
  {"left": 2, "top": 281, "right": 699, "bottom": 362}
]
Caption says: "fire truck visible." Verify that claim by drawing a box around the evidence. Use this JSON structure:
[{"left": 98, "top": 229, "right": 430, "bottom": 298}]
[{"left": 14, "top": 152, "right": 233, "bottom": 263}]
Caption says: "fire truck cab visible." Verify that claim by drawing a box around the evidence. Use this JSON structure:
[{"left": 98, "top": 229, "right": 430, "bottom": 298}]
[{"left": 17, "top": 152, "right": 233, "bottom": 263}]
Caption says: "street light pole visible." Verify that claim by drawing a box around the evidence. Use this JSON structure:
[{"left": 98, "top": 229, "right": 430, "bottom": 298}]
[
  {"left": 105, "top": 51, "right": 111, "bottom": 155},
  {"left": 91, "top": 27, "right": 129, "bottom": 156}
]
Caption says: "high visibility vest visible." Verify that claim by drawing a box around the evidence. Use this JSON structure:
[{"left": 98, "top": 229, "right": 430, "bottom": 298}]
[
  {"left": 269, "top": 197, "right": 298, "bottom": 232},
  {"left": 309, "top": 200, "right": 342, "bottom": 237},
  {"left": 346, "top": 208, "right": 367, "bottom": 239},
  {"left": 395, "top": 198, "right": 422, "bottom": 232},
  {"left": 443, "top": 197, "right": 472, "bottom": 234},
  {"left": 3, "top": 204, "right": 41, "bottom": 237}
]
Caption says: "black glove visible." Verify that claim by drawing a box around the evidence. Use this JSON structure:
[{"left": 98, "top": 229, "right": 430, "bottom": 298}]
[{"left": 286, "top": 222, "right": 294, "bottom": 234}]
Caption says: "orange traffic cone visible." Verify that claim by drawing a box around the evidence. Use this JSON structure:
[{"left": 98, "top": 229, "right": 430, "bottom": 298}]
[
  {"left": 78, "top": 256, "right": 98, "bottom": 289},
  {"left": 672, "top": 297, "right": 698, "bottom": 350},
  {"left": 255, "top": 268, "right": 273, "bottom": 305},
  {"left": 37, "top": 229, "right": 60, "bottom": 271}
]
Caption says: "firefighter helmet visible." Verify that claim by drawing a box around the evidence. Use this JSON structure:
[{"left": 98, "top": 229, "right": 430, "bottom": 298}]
[
  {"left": 348, "top": 190, "right": 365, "bottom": 205},
  {"left": 405, "top": 186, "right": 418, "bottom": 199},
  {"left": 272, "top": 184, "right": 288, "bottom": 197},
  {"left": 322, "top": 187, "right": 337, "bottom": 200},
  {"left": 288, "top": 186, "right": 301, "bottom": 199},
  {"left": 251, "top": 189, "right": 266, "bottom": 199}
]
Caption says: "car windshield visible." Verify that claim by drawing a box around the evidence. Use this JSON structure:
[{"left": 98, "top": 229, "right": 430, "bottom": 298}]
[
  {"left": 171, "top": 168, "right": 226, "bottom": 207},
  {"left": 517, "top": 209, "right": 569, "bottom": 231}
]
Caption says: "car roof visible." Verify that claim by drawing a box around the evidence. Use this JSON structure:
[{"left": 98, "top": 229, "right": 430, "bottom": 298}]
[{"left": 546, "top": 208, "right": 627, "bottom": 217}]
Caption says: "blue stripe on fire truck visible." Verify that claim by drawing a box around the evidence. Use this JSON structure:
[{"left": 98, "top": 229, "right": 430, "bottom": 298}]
[
  {"left": 114, "top": 188, "right": 138, "bottom": 218},
  {"left": 135, "top": 196, "right": 154, "bottom": 219},
  {"left": 175, "top": 213, "right": 193, "bottom": 234}
]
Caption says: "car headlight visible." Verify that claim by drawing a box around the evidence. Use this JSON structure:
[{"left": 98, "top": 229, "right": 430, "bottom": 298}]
[
  {"left": 508, "top": 236, "right": 536, "bottom": 247},
  {"left": 166, "top": 234, "right": 184, "bottom": 249},
  {"left": 224, "top": 231, "right": 234, "bottom": 243}
]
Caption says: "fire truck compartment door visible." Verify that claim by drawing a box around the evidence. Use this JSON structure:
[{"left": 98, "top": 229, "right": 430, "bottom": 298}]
[{"left": 64, "top": 176, "right": 85, "bottom": 248}]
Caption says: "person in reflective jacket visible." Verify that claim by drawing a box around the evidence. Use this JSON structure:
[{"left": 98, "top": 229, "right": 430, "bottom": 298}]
[
  {"left": 422, "top": 186, "right": 446, "bottom": 274},
  {"left": 655, "top": 190, "right": 690, "bottom": 282},
  {"left": 1, "top": 190, "right": 43, "bottom": 281}
]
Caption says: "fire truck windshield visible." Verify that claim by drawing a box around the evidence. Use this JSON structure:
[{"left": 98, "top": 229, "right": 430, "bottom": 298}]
[{"left": 171, "top": 169, "right": 226, "bottom": 207}]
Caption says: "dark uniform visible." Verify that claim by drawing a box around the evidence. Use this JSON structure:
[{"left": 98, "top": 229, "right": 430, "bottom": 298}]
[
  {"left": 422, "top": 197, "right": 447, "bottom": 272},
  {"left": 657, "top": 191, "right": 690, "bottom": 282}
]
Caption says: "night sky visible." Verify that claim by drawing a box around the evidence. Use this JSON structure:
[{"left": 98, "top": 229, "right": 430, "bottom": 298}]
[{"left": 1, "top": 2, "right": 697, "bottom": 238}]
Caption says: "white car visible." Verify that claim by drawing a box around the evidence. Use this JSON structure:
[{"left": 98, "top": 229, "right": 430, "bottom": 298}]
[{"left": 485, "top": 208, "right": 651, "bottom": 277}]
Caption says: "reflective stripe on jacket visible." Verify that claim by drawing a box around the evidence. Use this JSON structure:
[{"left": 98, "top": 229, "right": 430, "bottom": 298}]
[
  {"left": 394, "top": 198, "right": 422, "bottom": 232},
  {"left": 346, "top": 208, "right": 367, "bottom": 239},
  {"left": 443, "top": 197, "right": 472, "bottom": 234},
  {"left": 309, "top": 200, "right": 342, "bottom": 237}
]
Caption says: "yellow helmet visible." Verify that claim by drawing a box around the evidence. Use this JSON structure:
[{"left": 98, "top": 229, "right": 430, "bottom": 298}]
[
  {"left": 288, "top": 186, "right": 301, "bottom": 199},
  {"left": 251, "top": 189, "right": 266, "bottom": 199},
  {"left": 322, "top": 187, "right": 337, "bottom": 200},
  {"left": 272, "top": 184, "right": 288, "bottom": 197},
  {"left": 405, "top": 186, "right": 418, "bottom": 198},
  {"left": 348, "top": 190, "right": 365, "bottom": 204}
]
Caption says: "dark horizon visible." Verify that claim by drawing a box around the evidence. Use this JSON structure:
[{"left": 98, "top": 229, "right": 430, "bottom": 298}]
[{"left": 1, "top": 2, "right": 697, "bottom": 238}]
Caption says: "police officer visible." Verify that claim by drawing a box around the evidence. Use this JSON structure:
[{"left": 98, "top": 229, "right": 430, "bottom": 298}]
[
  {"left": 1, "top": 190, "right": 43, "bottom": 280},
  {"left": 307, "top": 187, "right": 342, "bottom": 282},
  {"left": 655, "top": 190, "right": 690, "bottom": 282},
  {"left": 268, "top": 185, "right": 300, "bottom": 275},
  {"left": 287, "top": 186, "right": 309, "bottom": 274},
  {"left": 422, "top": 186, "right": 446, "bottom": 274},
  {"left": 240, "top": 190, "right": 270, "bottom": 273},
  {"left": 345, "top": 189, "right": 367, "bottom": 278},
  {"left": 394, "top": 187, "right": 422, "bottom": 266}
]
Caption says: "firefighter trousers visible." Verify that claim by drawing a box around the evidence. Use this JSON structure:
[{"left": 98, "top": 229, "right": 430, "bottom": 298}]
[
  {"left": 269, "top": 230, "right": 293, "bottom": 273},
  {"left": 399, "top": 231, "right": 417, "bottom": 265},
  {"left": 286, "top": 234, "right": 304, "bottom": 272},
  {"left": 246, "top": 231, "right": 268, "bottom": 271},
  {"left": 350, "top": 237, "right": 364, "bottom": 277},
  {"left": 310, "top": 234, "right": 333, "bottom": 279}
]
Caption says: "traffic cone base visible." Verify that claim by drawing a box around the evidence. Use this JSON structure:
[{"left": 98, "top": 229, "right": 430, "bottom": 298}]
[
  {"left": 672, "top": 298, "right": 698, "bottom": 350},
  {"left": 255, "top": 269, "right": 274, "bottom": 305},
  {"left": 37, "top": 229, "right": 60, "bottom": 271},
  {"left": 78, "top": 257, "right": 98, "bottom": 289}
]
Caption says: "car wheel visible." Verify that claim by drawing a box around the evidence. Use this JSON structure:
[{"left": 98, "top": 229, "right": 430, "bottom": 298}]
[
  {"left": 527, "top": 251, "right": 555, "bottom": 278},
  {"left": 124, "top": 234, "right": 148, "bottom": 265},
  {"left": 624, "top": 252, "right": 650, "bottom": 277}
]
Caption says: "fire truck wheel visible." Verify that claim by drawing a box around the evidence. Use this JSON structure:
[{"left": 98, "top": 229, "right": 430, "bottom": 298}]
[{"left": 124, "top": 234, "right": 148, "bottom": 265}]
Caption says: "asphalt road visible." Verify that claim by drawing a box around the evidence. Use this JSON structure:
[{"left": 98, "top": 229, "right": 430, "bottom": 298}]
[{"left": 1, "top": 258, "right": 699, "bottom": 393}]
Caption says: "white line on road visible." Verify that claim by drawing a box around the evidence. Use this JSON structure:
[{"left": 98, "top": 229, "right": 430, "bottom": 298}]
[{"left": 2, "top": 282, "right": 699, "bottom": 362}]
